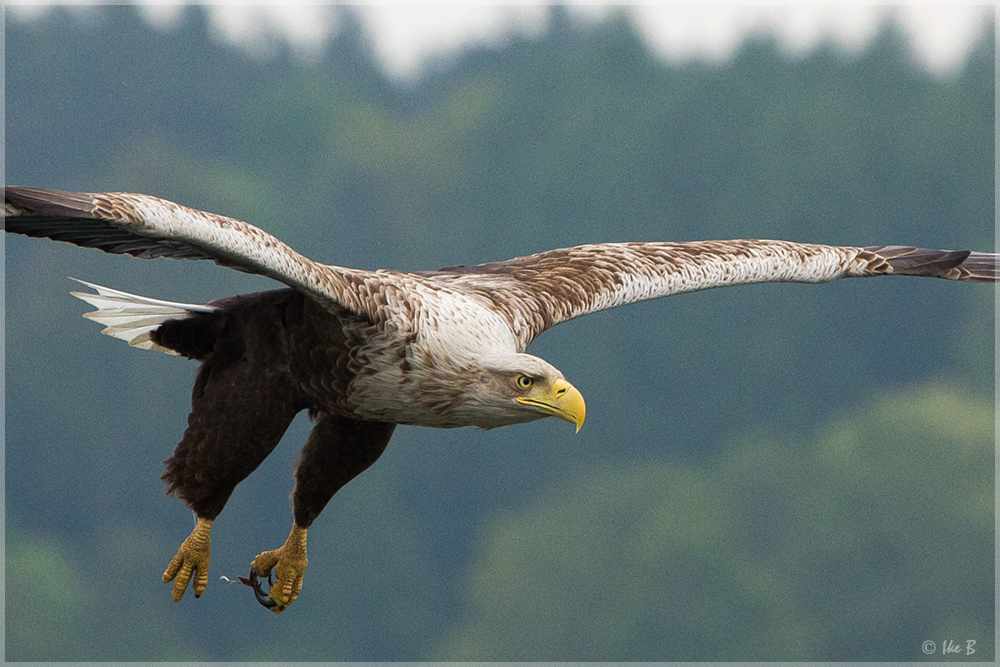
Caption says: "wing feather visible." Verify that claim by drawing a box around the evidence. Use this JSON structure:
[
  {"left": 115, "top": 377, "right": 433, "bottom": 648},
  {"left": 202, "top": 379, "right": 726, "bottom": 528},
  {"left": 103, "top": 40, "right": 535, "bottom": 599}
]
[
  {"left": 8, "top": 188, "right": 994, "bottom": 350},
  {"left": 4, "top": 187, "right": 378, "bottom": 318},
  {"left": 432, "top": 240, "right": 997, "bottom": 348}
]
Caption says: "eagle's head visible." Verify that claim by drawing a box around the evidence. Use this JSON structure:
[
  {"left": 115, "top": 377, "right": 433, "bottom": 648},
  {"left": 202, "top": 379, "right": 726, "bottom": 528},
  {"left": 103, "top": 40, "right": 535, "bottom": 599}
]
[
  {"left": 471, "top": 353, "right": 586, "bottom": 431},
  {"left": 344, "top": 308, "right": 586, "bottom": 430}
]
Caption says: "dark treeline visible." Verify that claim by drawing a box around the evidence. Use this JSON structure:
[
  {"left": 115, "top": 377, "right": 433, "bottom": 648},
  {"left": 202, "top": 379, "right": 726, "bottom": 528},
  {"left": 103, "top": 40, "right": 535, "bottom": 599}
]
[{"left": 5, "top": 6, "right": 994, "bottom": 661}]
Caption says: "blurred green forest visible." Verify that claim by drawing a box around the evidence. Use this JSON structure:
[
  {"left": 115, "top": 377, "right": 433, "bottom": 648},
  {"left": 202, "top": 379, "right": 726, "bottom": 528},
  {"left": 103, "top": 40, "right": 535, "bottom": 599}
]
[{"left": 4, "top": 6, "right": 995, "bottom": 662}]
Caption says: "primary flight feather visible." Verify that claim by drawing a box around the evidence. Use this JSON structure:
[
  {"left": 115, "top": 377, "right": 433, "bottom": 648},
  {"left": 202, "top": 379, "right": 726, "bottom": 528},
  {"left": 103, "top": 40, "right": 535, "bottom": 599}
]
[{"left": 5, "top": 186, "right": 996, "bottom": 613}]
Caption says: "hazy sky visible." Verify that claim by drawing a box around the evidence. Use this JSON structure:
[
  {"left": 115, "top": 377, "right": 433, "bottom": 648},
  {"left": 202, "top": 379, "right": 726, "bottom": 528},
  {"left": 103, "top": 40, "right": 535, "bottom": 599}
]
[{"left": 6, "top": 4, "right": 994, "bottom": 79}]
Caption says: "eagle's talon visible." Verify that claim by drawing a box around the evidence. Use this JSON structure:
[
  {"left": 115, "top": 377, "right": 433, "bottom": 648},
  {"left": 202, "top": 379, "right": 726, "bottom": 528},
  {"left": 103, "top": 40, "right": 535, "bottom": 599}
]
[
  {"left": 249, "top": 524, "right": 308, "bottom": 614},
  {"left": 163, "top": 517, "right": 213, "bottom": 602}
]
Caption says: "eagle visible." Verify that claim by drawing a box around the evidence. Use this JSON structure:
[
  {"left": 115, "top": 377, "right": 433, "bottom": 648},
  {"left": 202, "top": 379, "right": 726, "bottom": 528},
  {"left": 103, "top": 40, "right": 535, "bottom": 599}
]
[{"left": 5, "top": 185, "right": 996, "bottom": 614}]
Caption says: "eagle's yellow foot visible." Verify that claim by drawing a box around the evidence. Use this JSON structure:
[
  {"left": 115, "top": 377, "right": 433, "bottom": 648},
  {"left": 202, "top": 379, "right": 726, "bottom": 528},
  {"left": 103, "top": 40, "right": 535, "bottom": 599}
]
[
  {"left": 162, "top": 517, "right": 213, "bottom": 601},
  {"left": 250, "top": 523, "right": 308, "bottom": 614}
]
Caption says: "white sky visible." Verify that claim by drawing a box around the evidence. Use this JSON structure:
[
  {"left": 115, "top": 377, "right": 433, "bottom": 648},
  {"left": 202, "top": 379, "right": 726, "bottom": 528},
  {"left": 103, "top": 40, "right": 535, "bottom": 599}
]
[{"left": 5, "top": 4, "right": 995, "bottom": 80}]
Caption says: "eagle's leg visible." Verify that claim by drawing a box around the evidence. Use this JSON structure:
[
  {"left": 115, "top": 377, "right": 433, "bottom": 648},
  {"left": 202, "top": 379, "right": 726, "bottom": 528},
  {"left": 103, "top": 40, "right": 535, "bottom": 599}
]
[
  {"left": 162, "top": 517, "right": 214, "bottom": 601},
  {"left": 158, "top": 322, "right": 302, "bottom": 603},
  {"left": 250, "top": 414, "right": 396, "bottom": 613}
]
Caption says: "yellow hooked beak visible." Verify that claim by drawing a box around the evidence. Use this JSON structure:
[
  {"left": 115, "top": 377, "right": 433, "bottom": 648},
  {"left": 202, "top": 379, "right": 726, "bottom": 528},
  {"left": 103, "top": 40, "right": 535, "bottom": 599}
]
[{"left": 516, "top": 378, "right": 586, "bottom": 432}]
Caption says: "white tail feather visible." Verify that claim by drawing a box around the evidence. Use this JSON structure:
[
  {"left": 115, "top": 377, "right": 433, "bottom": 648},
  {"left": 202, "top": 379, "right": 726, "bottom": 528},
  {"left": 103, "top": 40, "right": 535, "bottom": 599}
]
[{"left": 70, "top": 278, "right": 217, "bottom": 354}]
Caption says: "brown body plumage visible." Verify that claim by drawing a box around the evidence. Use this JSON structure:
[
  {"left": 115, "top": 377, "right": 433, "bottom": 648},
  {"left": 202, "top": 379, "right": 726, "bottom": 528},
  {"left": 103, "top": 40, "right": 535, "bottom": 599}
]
[{"left": 4, "top": 186, "right": 996, "bottom": 612}]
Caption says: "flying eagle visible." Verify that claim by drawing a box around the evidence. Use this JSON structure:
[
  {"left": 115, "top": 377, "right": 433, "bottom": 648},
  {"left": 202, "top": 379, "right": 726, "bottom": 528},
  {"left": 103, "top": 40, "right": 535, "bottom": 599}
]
[{"left": 5, "top": 186, "right": 996, "bottom": 614}]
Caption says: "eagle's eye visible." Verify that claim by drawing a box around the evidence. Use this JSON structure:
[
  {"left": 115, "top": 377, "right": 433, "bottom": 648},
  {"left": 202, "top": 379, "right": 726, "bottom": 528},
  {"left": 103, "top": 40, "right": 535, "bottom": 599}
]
[{"left": 514, "top": 374, "right": 534, "bottom": 390}]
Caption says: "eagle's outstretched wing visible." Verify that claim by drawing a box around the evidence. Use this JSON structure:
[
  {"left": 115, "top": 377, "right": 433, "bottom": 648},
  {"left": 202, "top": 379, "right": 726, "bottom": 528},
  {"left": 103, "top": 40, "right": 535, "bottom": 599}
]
[
  {"left": 3, "top": 186, "right": 381, "bottom": 319},
  {"left": 433, "top": 240, "right": 997, "bottom": 348},
  {"left": 7, "top": 187, "right": 995, "bottom": 351}
]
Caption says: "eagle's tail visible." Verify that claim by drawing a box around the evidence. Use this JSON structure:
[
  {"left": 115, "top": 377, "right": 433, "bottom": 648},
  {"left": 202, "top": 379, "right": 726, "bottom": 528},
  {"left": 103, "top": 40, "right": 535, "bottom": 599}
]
[{"left": 70, "top": 279, "right": 218, "bottom": 355}]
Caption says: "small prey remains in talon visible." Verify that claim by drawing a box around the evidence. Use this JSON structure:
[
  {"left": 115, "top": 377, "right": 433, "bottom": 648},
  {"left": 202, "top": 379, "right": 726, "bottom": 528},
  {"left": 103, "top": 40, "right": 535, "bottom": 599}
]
[
  {"left": 238, "top": 569, "right": 279, "bottom": 608},
  {"left": 247, "top": 523, "right": 309, "bottom": 614}
]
